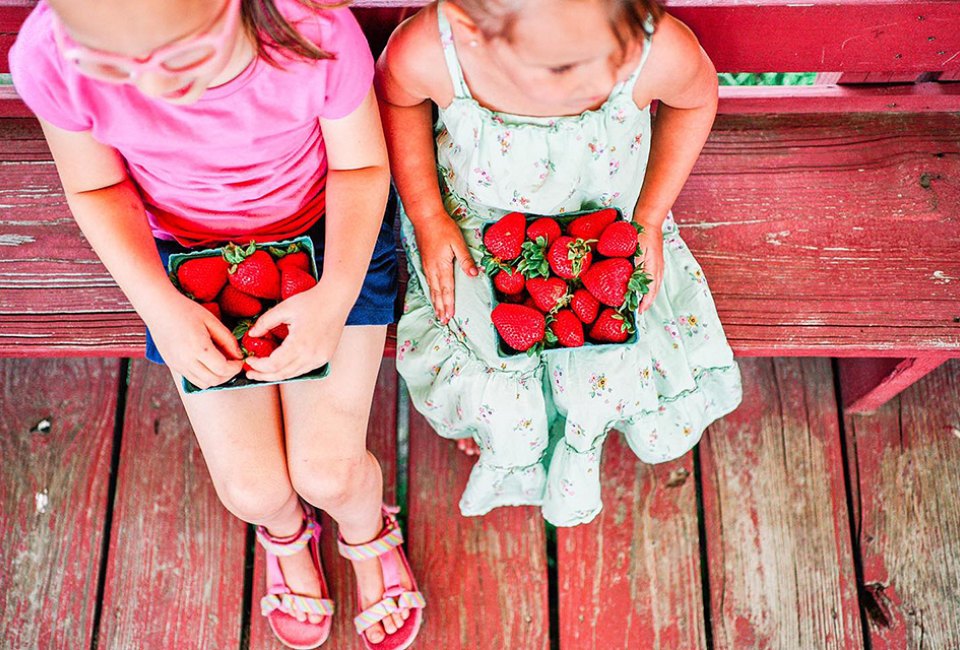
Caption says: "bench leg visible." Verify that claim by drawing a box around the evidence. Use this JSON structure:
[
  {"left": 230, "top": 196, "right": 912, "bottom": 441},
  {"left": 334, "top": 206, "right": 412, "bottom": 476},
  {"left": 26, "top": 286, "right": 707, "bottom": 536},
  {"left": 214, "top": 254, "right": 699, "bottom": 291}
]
[{"left": 838, "top": 356, "right": 949, "bottom": 414}]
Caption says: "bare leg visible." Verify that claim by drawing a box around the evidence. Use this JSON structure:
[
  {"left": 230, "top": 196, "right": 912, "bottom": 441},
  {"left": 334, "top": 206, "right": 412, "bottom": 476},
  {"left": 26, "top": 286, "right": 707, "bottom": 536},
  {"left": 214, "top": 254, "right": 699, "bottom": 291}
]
[
  {"left": 172, "top": 372, "right": 325, "bottom": 624},
  {"left": 282, "top": 325, "right": 413, "bottom": 644}
]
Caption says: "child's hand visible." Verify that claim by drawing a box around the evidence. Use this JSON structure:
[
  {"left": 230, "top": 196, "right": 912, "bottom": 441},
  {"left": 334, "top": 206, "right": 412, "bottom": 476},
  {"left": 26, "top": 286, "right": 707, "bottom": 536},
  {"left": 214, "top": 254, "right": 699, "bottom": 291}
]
[
  {"left": 242, "top": 281, "right": 349, "bottom": 382},
  {"left": 146, "top": 294, "right": 244, "bottom": 389},
  {"left": 415, "top": 214, "right": 479, "bottom": 323},
  {"left": 636, "top": 221, "right": 664, "bottom": 314}
]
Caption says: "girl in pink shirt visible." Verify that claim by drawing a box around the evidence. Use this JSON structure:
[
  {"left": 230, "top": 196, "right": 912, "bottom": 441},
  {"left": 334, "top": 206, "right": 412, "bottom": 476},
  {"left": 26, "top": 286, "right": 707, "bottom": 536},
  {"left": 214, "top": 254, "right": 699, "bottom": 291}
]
[{"left": 10, "top": 1, "right": 423, "bottom": 648}]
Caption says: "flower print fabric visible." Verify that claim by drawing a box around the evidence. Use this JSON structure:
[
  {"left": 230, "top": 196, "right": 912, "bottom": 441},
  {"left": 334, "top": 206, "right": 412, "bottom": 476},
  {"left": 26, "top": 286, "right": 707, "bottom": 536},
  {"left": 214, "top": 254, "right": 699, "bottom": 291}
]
[{"left": 396, "top": 3, "right": 742, "bottom": 526}]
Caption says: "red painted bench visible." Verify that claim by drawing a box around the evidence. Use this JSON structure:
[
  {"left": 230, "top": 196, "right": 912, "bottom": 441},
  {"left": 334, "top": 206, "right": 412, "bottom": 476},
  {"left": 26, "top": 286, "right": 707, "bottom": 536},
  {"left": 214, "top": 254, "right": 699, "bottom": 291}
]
[{"left": 1, "top": 0, "right": 958, "bottom": 413}]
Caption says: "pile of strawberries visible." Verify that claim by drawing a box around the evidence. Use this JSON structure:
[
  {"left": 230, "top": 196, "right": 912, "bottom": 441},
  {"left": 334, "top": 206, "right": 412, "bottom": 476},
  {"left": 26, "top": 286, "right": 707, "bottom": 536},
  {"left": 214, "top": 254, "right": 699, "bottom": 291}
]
[
  {"left": 481, "top": 209, "right": 650, "bottom": 354},
  {"left": 172, "top": 240, "right": 317, "bottom": 366}
]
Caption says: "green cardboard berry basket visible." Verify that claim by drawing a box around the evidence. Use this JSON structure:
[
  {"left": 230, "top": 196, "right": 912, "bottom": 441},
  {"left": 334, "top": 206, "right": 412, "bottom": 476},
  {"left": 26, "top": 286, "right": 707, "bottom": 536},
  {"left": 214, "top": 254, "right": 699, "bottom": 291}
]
[
  {"left": 167, "top": 235, "right": 330, "bottom": 393},
  {"left": 481, "top": 208, "right": 645, "bottom": 357}
]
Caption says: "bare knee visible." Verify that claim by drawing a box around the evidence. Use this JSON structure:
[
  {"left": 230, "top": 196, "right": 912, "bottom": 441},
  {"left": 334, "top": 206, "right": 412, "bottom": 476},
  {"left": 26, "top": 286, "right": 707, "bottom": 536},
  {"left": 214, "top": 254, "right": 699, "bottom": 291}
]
[
  {"left": 217, "top": 474, "right": 297, "bottom": 525},
  {"left": 289, "top": 453, "right": 380, "bottom": 511}
]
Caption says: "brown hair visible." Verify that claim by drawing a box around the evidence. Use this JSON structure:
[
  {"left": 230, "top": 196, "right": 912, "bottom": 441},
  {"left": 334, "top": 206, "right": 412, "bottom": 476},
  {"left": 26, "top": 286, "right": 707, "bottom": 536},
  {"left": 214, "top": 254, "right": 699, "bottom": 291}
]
[
  {"left": 454, "top": 0, "right": 664, "bottom": 51},
  {"left": 241, "top": 0, "right": 352, "bottom": 67}
]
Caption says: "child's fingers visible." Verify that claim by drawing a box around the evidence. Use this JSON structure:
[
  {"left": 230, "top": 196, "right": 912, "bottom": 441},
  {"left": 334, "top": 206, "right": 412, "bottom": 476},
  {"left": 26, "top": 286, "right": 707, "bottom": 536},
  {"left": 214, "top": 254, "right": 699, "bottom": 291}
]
[
  {"left": 198, "top": 347, "right": 243, "bottom": 379},
  {"left": 184, "top": 361, "right": 221, "bottom": 391},
  {"left": 425, "top": 269, "right": 445, "bottom": 320},
  {"left": 436, "top": 265, "right": 456, "bottom": 321},
  {"left": 452, "top": 238, "right": 479, "bottom": 277},
  {"left": 248, "top": 306, "right": 286, "bottom": 338},
  {"left": 206, "top": 318, "right": 243, "bottom": 360}
]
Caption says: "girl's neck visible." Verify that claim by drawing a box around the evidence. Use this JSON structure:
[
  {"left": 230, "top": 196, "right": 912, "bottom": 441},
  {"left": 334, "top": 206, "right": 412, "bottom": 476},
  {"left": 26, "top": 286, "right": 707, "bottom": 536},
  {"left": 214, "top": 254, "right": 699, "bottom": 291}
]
[{"left": 208, "top": 23, "right": 258, "bottom": 88}]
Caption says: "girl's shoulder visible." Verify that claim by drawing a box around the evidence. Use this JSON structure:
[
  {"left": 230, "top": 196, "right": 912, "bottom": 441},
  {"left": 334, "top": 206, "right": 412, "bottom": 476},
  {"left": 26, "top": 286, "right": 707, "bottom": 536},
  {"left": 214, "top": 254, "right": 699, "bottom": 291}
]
[
  {"left": 633, "top": 12, "right": 718, "bottom": 111},
  {"left": 377, "top": 2, "right": 455, "bottom": 106}
]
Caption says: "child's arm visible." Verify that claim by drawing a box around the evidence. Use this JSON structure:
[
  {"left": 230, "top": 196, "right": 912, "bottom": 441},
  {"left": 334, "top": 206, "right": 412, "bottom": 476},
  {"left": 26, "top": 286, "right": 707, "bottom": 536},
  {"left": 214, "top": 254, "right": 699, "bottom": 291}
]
[
  {"left": 632, "top": 14, "right": 719, "bottom": 313},
  {"left": 39, "top": 119, "right": 244, "bottom": 388},
  {"left": 244, "top": 88, "right": 391, "bottom": 381},
  {"left": 376, "top": 9, "right": 479, "bottom": 325}
]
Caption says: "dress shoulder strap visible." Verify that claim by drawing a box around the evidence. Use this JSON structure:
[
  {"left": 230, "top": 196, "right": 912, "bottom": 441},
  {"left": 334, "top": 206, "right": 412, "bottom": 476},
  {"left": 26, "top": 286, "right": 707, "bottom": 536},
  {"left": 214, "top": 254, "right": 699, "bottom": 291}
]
[{"left": 436, "top": 1, "right": 472, "bottom": 99}]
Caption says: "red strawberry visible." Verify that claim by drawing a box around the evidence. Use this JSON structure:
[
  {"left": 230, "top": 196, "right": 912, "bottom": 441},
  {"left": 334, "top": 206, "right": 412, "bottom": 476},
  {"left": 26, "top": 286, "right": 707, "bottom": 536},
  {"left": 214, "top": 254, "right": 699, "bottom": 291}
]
[
  {"left": 549, "top": 309, "right": 585, "bottom": 348},
  {"left": 547, "top": 236, "right": 593, "bottom": 279},
  {"left": 234, "top": 320, "right": 279, "bottom": 358},
  {"left": 589, "top": 308, "right": 632, "bottom": 343},
  {"left": 570, "top": 289, "right": 600, "bottom": 324},
  {"left": 491, "top": 304, "right": 545, "bottom": 352},
  {"left": 483, "top": 212, "right": 526, "bottom": 261},
  {"left": 493, "top": 268, "right": 525, "bottom": 295},
  {"left": 242, "top": 332, "right": 279, "bottom": 358},
  {"left": 224, "top": 243, "right": 281, "bottom": 300},
  {"left": 219, "top": 284, "right": 263, "bottom": 318},
  {"left": 199, "top": 302, "right": 222, "bottom": 320},
  {"left": 527, "top": 277, "right": 569, "bottom": 313},
  {"left": 567, "top": 208, "right": 618, "bottom": 240},
  {"left": 582, "top": 258, "right": 634, "bottom": 307},
  {"left": 527, "top": 218, "right": 562, "bottom": 246},
  {"left": 271, "top": 324, "right": 289, "bottom": 341},
  {"left": 176, "top": 256, "right": 228, "bottom": 301},
  {"left": 276, "top": 251, "right": 311, "bottom": 274},
  {"left": 522, "top": 296, "right": 539, "bottom": 310},
  {"left": 597, "top": 221, "right": 640, "bottom": 257},
  {"left": 280, "top": 267, "right": 318, "bottom": 300}
]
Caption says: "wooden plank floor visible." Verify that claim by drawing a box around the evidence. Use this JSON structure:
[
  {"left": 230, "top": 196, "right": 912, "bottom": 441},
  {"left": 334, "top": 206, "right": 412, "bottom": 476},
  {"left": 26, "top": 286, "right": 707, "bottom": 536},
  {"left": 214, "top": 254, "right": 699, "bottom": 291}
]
[{"left": 2, "top": 357, "right": 959, "bottom": 650}]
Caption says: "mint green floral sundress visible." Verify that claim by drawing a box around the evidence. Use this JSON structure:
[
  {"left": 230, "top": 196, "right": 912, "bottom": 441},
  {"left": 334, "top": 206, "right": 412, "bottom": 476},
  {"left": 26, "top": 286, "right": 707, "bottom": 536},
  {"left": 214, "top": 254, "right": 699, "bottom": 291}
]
[{"left": 396, "top": 5, "right": 743, "bottom": 527}]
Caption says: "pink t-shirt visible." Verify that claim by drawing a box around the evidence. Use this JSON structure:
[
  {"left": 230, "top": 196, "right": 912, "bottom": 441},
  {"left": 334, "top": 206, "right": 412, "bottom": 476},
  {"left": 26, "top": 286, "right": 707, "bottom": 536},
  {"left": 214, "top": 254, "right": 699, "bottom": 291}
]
[{"left": 9, "top": 0, "right": 374, "bottom": 245}]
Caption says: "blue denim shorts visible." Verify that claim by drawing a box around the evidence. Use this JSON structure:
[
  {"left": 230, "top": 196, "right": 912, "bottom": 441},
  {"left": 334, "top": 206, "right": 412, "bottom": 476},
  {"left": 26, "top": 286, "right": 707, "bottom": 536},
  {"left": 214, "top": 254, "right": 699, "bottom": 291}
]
[{"left": 145, "top": 192, "right": 399, "bottom": 364}]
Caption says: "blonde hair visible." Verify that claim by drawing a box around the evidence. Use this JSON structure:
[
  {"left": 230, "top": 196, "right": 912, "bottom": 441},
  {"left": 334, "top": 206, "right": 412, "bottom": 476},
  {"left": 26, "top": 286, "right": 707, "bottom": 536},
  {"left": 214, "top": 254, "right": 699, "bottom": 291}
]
[{"left": 453, "top": 0, "right": 663, "bottom": 50}]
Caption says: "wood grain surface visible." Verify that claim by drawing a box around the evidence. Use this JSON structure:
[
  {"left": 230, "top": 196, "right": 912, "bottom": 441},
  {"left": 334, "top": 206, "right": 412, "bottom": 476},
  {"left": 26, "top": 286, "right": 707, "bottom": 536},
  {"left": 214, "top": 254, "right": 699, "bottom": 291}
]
[
  {"left": 0, "top": 358, "right": 120, "bottom": 650},
  {"left": 96, "top": 360, "right": 247, "bottom": 650},
  {"left": 557, "top": 434, "right": 707, "bottom": 650},
  {"left": 846, "top": 359, "right": 960, "bottom": 649},
  {"left": 699, "top": 358, "right": 864, "bottom": 649}
]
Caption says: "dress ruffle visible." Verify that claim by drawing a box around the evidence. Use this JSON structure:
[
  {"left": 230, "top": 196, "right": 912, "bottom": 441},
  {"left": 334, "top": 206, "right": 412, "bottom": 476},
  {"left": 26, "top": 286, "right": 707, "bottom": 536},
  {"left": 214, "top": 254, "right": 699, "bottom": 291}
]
[{"left": 397, "top": 211, "right": 742, "bottom": 526}]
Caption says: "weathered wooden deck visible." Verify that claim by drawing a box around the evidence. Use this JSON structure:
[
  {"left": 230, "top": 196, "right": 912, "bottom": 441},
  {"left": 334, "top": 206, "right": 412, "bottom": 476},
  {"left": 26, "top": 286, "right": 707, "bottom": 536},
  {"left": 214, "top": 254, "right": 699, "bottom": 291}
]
[{"left": 2, "top": 357, "right": 959, "bottom": 649}]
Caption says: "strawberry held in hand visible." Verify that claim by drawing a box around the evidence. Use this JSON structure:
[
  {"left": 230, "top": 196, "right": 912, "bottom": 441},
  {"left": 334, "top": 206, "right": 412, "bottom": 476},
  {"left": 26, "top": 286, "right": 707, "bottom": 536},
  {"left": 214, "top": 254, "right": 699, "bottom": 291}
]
[
  {"left": 224, "top": 242, "right": 281, "bottom": 300},
  {"left": 491, "top": 303, "right": 545, "bottom": 353},
  {"left": 176, "top": 256, "right": 228, "bottom": 302}
]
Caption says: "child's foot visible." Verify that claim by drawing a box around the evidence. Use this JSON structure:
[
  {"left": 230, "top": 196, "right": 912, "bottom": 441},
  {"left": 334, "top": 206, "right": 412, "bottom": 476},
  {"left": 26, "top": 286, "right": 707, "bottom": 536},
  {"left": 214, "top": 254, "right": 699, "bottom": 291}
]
[
  {"left": 350, "top": 548, "right": 414, "bottom": 643},
  {"left": 456, "top": 438, "right": 480, "bottom": 456},
  {"left": 274, "top": 535, "right": 326, "bottom": 624}
]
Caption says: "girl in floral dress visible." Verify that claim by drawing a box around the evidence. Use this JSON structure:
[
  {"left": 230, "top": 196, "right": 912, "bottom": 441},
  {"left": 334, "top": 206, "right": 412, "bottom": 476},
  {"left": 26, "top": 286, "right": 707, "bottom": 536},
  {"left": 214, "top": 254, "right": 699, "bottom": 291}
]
[{"left": 378, "top": 0, "right": 743, "bottom": 526}]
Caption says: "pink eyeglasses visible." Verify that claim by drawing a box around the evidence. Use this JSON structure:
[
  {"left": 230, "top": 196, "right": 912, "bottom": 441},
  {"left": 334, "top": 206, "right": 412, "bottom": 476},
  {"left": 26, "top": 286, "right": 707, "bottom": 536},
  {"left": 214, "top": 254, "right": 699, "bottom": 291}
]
[{"left": 53, "top": 0, "right": 241, "bottom": 83}]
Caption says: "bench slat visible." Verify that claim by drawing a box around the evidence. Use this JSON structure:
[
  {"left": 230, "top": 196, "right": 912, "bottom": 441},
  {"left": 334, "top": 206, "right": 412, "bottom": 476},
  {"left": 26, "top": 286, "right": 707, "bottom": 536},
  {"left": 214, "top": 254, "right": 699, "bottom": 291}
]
[
  {"left": 3, "top": 110, "right": 958, "bottom": 357},
  {"left": 2, "top": 2, "right": 959, "bottom": 75}
]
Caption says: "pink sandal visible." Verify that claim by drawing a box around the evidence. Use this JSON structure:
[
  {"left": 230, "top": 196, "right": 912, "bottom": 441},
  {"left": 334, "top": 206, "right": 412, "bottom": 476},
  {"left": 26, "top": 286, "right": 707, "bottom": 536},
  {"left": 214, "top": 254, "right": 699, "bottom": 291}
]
[
  {"left": 256, "top": 513, "right": 334, "bottom": 649},
  {"left": 337, "top": 505, "right": 426, "bottom": 650}
]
